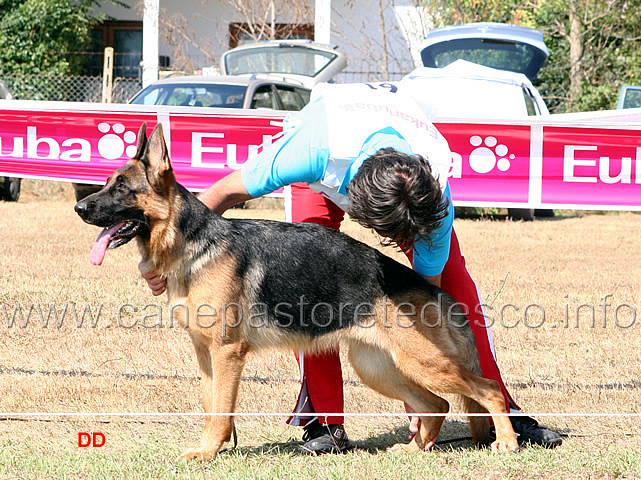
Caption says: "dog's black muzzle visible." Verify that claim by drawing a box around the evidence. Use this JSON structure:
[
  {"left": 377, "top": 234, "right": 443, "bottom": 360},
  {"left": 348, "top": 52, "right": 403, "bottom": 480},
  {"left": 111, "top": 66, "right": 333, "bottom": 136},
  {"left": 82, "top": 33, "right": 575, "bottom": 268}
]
[
  {"left": 74, "top": 194, "right": 149, "bottom": 248},
  {"left": 74, "top": 196, "right": 114, "bottom": 227},
  {"left": 73, "top": 198, "right": 93, "bottom": 221}
]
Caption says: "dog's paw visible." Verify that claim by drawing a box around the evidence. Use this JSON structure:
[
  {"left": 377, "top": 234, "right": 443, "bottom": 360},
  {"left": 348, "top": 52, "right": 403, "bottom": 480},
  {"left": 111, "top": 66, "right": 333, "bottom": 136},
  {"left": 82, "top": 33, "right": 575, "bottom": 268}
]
[
  {"left": 390, "top": 434, "right": 438, "bottom": 453},
  {"left": 176, "top": 446, "right": 218, "bottom": 461},
  {"left": 390, "top": 437, "right": 430, "bottom": 453},
  {"left": 490, "top": 438, "right": 520, "bottom": 453},
  {"left": 390, "top": 442, "right": 419, "bottom": 453}
]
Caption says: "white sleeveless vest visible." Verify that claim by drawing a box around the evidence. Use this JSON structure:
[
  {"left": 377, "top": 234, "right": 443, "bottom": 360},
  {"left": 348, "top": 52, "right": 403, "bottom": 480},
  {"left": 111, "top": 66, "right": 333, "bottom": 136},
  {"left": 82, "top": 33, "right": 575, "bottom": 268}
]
[{"left": 307, "top": 83, "right": 452, "bottom": 210}]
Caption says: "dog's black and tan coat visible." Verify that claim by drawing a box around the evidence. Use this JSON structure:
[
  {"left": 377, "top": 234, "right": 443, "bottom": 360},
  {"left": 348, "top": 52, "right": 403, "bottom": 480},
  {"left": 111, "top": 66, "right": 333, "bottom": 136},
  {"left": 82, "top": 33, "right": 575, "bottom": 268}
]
[{"left": 75, "top": 124, "right": 518, "bottom": 460}]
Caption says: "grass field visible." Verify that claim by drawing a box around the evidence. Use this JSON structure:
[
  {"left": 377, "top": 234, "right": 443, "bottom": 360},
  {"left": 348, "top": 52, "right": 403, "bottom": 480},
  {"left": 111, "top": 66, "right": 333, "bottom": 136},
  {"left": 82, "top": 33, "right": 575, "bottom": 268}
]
[{"left": 0, "top": 180, "right": 640, "bottom": 479}]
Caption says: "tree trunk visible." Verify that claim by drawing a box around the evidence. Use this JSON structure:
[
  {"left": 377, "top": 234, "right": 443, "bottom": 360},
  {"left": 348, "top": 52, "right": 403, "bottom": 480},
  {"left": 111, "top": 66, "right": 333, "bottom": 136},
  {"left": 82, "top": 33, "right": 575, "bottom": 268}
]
[
  {"left": 378, "top": 0, "right": 390, "bottom": 79},
  {"left": 568, "top": 0, "right": 584, "bottom": 106}
]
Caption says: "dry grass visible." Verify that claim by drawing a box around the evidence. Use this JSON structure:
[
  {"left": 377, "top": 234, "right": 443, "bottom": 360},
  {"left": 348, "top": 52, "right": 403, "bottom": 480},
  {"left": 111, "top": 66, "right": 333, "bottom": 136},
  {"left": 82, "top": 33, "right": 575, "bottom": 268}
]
[{"left": 0, "top": 180, "right": 640, "bottom": 479}]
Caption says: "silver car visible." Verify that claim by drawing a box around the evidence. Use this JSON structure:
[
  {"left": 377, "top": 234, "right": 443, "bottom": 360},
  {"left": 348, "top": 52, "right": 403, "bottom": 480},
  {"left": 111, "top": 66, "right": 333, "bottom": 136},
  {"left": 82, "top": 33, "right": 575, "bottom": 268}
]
[
  {"left": 129, "top": 40, "right": 347, "bottom": 111},
  {"left": 220, "top": 39, "right": 347, "bottom": 89},
  {"left": 129, "top": 74, "right": 312, "bottom": 111}
]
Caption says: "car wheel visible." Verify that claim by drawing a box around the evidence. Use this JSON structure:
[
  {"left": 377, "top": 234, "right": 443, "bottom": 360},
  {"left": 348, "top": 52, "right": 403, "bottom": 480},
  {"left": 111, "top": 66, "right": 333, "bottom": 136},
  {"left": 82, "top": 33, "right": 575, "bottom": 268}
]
[
  {"left": 2, "top": 177, "right": 21, "bottom": 202},
  {"left": 508, "top": 208, "right": 535, "bottom": 221},
  {"left": 73, "top": 183, "right": 101, "bottom": 201},
  {"left": 534, "top": 209, "right": 555, "bottom": 218}
]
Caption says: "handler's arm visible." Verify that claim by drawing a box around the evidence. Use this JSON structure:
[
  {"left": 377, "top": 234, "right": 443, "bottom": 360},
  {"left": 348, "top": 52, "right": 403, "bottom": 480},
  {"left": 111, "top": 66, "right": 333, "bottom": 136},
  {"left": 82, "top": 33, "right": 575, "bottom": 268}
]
[
  {"left": 197, "top": 170, "right": 253, "bottom": 214},
  {"left": 200, "top": 99, "right": 328, "bottom": 214},
  {"left": 411, "top": 185, "right": 453, "bottom": 289},
  {"left": 406, "top": 191, "right": 449, "bottom": 441}
]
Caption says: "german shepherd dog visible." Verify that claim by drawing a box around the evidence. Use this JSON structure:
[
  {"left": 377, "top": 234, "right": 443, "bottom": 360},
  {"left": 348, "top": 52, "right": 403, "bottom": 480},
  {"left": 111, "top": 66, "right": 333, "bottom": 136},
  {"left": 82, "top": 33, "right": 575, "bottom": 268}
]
[{"left": 74, "top": 123, "right": 518, "bottom": 460}]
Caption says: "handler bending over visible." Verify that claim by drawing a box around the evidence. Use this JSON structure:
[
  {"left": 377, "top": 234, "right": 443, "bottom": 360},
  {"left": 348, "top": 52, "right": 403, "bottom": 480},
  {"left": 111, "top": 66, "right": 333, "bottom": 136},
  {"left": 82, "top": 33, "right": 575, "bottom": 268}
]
[{"left": 141, "top": 82, "right": 562, "bottom": 453}]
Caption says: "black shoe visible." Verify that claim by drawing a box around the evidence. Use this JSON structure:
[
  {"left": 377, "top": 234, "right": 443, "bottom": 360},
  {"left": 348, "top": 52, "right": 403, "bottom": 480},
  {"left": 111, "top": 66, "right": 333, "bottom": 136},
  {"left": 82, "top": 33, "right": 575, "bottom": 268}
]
[
  {"left": 301, "top": 420, "right": 352, "bottom": 454},
  {"left": 512, "top": 416, "right": 562, "bottom": 449}
]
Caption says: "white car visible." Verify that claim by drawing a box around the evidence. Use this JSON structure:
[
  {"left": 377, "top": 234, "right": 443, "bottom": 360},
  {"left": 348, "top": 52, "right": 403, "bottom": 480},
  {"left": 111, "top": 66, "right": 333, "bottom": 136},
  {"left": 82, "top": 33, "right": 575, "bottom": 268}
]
[
  {"left": 402, "top": 59, "right": 549, "bottom": 120},
  {"left": 403, "top": 22, "right": 552, "bottom": 220}
]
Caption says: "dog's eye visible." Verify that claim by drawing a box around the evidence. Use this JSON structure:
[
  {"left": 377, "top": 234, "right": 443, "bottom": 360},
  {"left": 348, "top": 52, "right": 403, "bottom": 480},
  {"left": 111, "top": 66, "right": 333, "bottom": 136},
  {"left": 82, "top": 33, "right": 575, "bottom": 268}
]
[{"left": 116, "top": 183, "right": 129, "bottom": 194}]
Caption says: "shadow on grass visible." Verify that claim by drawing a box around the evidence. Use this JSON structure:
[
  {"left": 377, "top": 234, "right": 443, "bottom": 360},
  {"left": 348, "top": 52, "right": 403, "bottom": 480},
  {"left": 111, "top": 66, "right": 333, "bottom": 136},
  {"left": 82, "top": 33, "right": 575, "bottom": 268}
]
[
  {"left": 219, "top": 420, "right": 482, "bottom": 458},
  {"left": 352, "top": 420, "right": 478, "bottom": 454}
]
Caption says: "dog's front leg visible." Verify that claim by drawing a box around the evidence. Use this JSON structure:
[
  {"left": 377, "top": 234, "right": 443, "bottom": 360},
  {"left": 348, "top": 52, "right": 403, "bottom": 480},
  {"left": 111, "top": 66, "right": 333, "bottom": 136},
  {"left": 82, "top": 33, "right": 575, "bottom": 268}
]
[{"left": 177, "top": 337, "right": 248, "bottom": 461}]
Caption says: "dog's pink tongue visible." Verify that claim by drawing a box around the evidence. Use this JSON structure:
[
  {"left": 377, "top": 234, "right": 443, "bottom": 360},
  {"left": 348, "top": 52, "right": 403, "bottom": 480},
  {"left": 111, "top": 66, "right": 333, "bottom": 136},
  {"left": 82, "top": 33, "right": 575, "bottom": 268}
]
[{"left": 90, "top": 222, "right": 125, "bottom": 266}]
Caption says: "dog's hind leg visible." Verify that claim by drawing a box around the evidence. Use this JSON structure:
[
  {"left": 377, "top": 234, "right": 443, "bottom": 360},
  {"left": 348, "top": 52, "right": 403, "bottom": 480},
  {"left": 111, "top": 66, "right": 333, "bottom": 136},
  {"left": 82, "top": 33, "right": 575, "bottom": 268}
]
[
  {"left": 387, "top": 390, "right": 450, "bottom": 453},
  {"left": 450, "top": 373, "right": 518, "bottom": 453},
  {"left": 177, "top": 337, "right": 249, "bottom": 461},
  {"left": 391, "top": 347, "right": 518, "bottom": 453},
  {"left": 347, "top": 341, "right": 449, "bottom": 452}
]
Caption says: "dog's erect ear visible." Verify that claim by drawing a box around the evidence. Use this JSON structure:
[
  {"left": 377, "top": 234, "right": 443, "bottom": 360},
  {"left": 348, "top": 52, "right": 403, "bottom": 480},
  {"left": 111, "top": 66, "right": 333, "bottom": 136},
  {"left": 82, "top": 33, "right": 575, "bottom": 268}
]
[
  {"left": 133, "top": 122, "right": 148, "bottom": 160},
  {"left": 145, "top": 123, "right": 172, "bottom": 175}
]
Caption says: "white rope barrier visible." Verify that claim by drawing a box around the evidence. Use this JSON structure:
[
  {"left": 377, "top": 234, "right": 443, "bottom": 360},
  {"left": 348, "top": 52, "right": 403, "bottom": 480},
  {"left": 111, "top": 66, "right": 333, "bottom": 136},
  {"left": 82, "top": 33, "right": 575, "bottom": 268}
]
[{"left": 1, "top": 412, "right": 640, "bottom": 418}]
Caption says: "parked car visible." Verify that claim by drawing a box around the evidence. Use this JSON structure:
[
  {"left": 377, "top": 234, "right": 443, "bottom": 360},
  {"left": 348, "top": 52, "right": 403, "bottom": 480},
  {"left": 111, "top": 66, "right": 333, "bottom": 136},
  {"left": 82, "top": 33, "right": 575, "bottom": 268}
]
[
  {"left": 129, "top": 74, "right": 312, "bottom": 111},
  {"left": 220, "top": 39, "right": 347, "bottom": 89},
  {"left": 73, "top": 40, "right": 347, "bottom": 200},
  {"left": 403, "top": 22, "right": 552, "bottom": 220},
  {"left": 617, "top": 85, "right": 641, "bottom": 109},
  {"left": 0, "top": 79, "right": 21, "bottom": 202},
  {"left": 127, "top": 40, "right": 346, "bottom": 112}
]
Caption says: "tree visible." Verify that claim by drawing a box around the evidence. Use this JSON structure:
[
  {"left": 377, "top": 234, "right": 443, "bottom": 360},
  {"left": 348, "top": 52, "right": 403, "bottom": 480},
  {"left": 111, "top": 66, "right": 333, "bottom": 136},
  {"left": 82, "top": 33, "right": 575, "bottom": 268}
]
[
  {"left": 421, "top": 0, "right": 641, "bottom": 113},
  {"left": 421, "top": 0, "right": 533, "bottom": 28},
  {"left": 534, "top": 0, "right": 641, "bottom": 112},
  {"left": 0, "top": 0, "right": 104, "bottom": 76},
  {"left": 224, "top": 0, "right": 313, "bottom": 44}
]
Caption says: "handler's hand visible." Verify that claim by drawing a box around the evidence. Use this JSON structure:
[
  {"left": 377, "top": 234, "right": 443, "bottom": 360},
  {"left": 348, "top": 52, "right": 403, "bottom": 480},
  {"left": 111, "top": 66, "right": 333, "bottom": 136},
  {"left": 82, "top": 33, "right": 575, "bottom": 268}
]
[
  {"left": 405, "top": 403, "right": 421, "bottom": 439},
  {"left": 138, "top": 261, "right": 167, "bottom": 296}
]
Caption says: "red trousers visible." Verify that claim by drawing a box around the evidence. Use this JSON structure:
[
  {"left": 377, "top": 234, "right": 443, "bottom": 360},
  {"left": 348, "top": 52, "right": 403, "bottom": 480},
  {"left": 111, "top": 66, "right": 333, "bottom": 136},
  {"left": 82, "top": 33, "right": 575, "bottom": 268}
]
[{"left": 286, "top": 183, "right": 518, "bottom": 426}]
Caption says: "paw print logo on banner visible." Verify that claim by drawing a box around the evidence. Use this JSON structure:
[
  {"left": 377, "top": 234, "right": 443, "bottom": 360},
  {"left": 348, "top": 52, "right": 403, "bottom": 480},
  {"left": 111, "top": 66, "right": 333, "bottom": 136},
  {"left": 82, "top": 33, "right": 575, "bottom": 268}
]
[
  {"left": 97, "top": 123, "right": 137, "bottom": 160},
  {"left": 468, "top": 135, "right": 515, "bottom": 174}
]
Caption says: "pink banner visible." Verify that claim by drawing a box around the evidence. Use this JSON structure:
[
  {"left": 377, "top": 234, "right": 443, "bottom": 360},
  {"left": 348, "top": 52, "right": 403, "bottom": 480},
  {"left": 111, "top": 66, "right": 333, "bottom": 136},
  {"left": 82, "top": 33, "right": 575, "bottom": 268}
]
[
  {"left": 435, "top": 119, "right": 641, "bottom": 211},
  {"left": 540, "top": 126, "right": 641, "bottom": 208},
  {"left": 0, "top": 100, "right": 640, "bottom": 210},
  {"left": 436, "top": 123, "right": 532, "bottom": 205},
  {"left": 0, "top": 101, "right": 285, "bottom": 193}
]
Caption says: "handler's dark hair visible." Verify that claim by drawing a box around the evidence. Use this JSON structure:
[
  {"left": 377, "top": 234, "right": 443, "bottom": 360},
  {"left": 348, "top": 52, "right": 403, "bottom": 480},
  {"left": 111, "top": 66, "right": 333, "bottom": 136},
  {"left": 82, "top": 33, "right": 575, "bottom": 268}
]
[{"left": 346, "top": 148, "right": 449, "bottom": 248}]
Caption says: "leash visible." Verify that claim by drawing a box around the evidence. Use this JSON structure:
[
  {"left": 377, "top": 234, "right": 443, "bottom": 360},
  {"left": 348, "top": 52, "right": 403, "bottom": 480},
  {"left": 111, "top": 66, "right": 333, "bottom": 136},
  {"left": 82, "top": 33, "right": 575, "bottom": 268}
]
[{"left": 218, "top": 424, "right": 238, "bottom": 454}]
